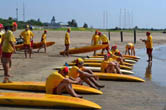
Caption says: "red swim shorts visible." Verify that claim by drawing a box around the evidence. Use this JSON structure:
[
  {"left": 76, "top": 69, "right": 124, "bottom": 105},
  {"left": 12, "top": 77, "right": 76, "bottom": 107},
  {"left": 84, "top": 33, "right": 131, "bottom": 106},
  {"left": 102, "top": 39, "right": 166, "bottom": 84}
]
[
  {"left": 2, "top": 52, "right": 12, "bottom": 58},
  {"left": 102, "top": 42, "right": 109, "bottom": 50},
  {"left": 147, "top": 48, "right": 153, "bottom": 55},
  {"left": 24, "top": 44, "right": 31, "bottom": 49}
]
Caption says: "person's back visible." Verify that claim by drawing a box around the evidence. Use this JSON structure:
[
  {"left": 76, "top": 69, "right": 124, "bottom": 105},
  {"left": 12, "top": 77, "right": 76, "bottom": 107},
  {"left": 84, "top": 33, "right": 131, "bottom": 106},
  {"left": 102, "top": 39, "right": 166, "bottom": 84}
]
[
  {"left": 65, "top": 31, "right": 70, "bottom": 45},
  {"left": 2, "top": 30, "right": 16, "bottom": 53},
  {"left": 68, "top": 66, "right": 81, "bottom": 79},
  {"left": 100, "top": 34, "right": 109, "bottom": 43},
  {"left": 101, "top": 60, "right": 109, "bottom": 72},
  {"left": 146, "top": 35, "right": 153, "bottom": 49},
  {"left": 92, "top": 34, "right": 99, "bottom": 45},
  {"left": 126, "top": 43, "right": 134, "bottom": 49},
  {"left": 21, "top": 30, "right": 34, "bottom": 45},
  {"left": 46, "top": 71, "right": 64, "bottom": 94}
]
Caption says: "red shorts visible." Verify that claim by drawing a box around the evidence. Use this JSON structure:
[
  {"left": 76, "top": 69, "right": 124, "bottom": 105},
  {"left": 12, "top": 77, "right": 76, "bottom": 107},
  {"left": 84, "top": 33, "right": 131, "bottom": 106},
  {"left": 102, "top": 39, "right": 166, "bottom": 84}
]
[
  {"left": 65, "top": 44, "right": 70, "bottom": 47},
  {"left": 31, "top": 40, "right": 33, "bottom": 47},
  {"left": 2, "top": 52, "right": 12, "bottom": 58},
  {"left": 102, "top": 42, "right": 109, "bottom": 50},
  {"left": 147, "top": 48, "right": 153, "bottom": 55},
  {"left": 24, "top": 44, "right": 31, "bottom": 49}
]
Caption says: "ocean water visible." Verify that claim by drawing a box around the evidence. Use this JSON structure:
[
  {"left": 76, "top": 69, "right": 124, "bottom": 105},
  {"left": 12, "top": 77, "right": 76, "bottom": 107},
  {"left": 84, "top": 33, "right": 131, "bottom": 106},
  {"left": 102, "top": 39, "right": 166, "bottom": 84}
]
[{"left": 133, "top": 45, "right": 166, "bottom": 87}]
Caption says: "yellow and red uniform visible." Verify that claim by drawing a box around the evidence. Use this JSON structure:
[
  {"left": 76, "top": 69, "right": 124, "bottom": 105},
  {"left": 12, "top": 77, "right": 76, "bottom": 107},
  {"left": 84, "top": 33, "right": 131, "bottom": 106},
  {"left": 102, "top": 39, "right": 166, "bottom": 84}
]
[
  {"left": 20, "top": 30, "right": 34, "bottom": 46},
  {"left": 92, "top": 34, "right": 99, "bottom": 45},
  {"left": 46, "top": 71, "right": 64, "bottom": 94},
  {"left": 111, "top": 49, "right": 121, "bottom": 55},
  {"left": 126, "top": 43, "right": 134, "bottom": 50},
  {"left": 146, "top": 35, "right": 153, "bottom": 54},
  {"left": 100, "top": 34, "right": 109, "bottom": 43},
  {"left": 65, "top": 32, "right": 70, "bottom": 45}
]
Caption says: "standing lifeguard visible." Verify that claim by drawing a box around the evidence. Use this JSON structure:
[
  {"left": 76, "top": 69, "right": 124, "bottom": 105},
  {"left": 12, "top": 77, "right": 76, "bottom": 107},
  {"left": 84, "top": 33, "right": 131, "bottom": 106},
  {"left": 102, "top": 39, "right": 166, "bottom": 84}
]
[
  {"left": 91, "top": 30, "right": 100, "bottom": 56},
  {"left": 98, "top": 32, "right": 109, "bottom": 54},
  {"left": 1, "top": 22, "right": 17, "bottom": 83},
  {"left": 141, "top": 32, "right": 153, "bottom": 62},
  {"left": 20, "top": 25, "right": 34, "bottom": 58},
  {"left": 64, "top": 28, "right": 71, "bottom": 56},
  {"left": 37, "top": 30, "right": 47, "bottom": 53},
  {"left": 125, "top": 43, "right": 135, "bottom": 56}
]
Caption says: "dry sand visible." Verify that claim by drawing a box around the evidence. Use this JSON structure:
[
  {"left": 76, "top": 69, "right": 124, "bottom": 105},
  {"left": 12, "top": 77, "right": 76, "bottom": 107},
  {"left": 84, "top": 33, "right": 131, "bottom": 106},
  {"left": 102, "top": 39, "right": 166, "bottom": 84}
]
[{"left": 0, "top": 30, "right": 166, "bottom": 110}]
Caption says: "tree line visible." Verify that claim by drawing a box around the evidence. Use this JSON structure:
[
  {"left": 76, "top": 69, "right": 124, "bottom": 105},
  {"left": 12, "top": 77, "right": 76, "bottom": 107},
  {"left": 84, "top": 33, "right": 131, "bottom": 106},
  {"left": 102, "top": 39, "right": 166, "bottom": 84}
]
[{"left": 0, "top": 17, "right": 89, "bottom": 29}]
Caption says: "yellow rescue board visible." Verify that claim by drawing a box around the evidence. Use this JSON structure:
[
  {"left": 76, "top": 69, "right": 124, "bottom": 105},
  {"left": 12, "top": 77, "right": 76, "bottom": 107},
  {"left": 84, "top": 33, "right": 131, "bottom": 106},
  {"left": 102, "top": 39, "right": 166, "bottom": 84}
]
[
  {"left": 0, "top": 82, "right": 102, "bottom": 94},
  {"left": 0, "top": 92, "right": 101, "bottom": 109},
  {"left": 60, "top": 44, "right": 108, "bottom": 55},
  {"left": 96, "top": 53, "right": 140, "bottom": 60},
  {"left": 15, "top": 41, "right": 55, "bottom": 51},
  {"left": 89, "top": 55, "right": 138, "bottom": 62},
  {"left": 123, "top": 55, "right": 140, "bottom": 59},
  {"left": 68, "top": 62, "right": 132, "bottom": 70},
  {"left": 94, "top": 72, "right": 144, "bottom": 82},
  {"left": 83, "top": 59, "right": 134, "bottom": 67},
  {"left": 55, "top": 66, "right": 134, "bottom": 74}
]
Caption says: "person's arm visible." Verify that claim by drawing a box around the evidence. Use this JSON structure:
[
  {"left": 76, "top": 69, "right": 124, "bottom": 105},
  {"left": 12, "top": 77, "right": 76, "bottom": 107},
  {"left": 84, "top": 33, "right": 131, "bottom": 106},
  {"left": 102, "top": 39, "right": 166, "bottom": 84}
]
[
  {"left": 77, "top": 69, "right": 94, "bottom": 77},
  {"left": 66, "top": 78, "right": 81, "bottom": 84}
]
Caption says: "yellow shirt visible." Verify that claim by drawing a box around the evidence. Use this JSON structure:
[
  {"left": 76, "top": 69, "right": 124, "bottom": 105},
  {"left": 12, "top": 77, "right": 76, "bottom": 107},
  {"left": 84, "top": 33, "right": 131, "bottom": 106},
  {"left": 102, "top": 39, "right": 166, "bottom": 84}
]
[
  {"left": 41, "top": 33, "right": 47, "bottom": 44},
  {"left": 46, "top": 71, "right": 64, "bottom": 94},
  {"left": 101, "top": 60, "right": 109, "bottom": 72},
  {"left": 92, "top": 34, "right": 99, "bottom": 45},
  {"left": 126, "top": 43, "right": 134, "bottom": 49},
  {"left": 146, "top": 35, "right": 153, "bottom": 48},
  {"left": 111, "top": 49, "right": 120, "bottom": 55},
  {"left": 20, "top": 30, "right": 34, "bottom": 45},
  {"left": 68, "top": 66, "right": 80, "bottom": 79},
  {"left": 100, "top": 34, "right": 109, "bottom": 43},
  {"left": 2, "top": 30, "right": 16, "bottom": 53},
  {"left": 65, "top": 32, "right": 70, "bottom": 45}
]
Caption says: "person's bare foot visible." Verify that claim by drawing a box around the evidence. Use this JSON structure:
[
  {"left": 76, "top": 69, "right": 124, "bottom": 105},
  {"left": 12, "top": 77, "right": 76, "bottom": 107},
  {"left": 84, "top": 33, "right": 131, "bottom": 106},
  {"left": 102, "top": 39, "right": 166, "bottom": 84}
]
[
  {"left": 7, "top": 74, "right": 13, "bottom": 77},
  {"left": 97, "top": 85, "right": 105, "bottom": 88}
]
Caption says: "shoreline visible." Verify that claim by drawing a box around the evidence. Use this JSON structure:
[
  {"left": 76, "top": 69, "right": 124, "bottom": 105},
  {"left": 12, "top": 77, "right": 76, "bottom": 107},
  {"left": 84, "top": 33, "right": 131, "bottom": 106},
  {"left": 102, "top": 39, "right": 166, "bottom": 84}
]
[{"left": 0, "top": 31, "right": 166, "bottom": 110}]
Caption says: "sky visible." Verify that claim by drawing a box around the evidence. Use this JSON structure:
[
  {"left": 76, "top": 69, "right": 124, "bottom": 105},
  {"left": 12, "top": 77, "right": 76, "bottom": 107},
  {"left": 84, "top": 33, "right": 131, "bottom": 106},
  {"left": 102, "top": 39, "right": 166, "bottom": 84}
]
[{"left": 0, "top": 0, "right": 166, "bottom": 29}]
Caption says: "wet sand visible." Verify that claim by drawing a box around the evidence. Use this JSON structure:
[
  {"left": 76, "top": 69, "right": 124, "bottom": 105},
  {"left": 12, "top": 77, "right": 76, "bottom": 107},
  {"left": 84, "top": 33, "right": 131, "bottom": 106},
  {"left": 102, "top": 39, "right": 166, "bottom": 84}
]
[{"left": 0, "top": 30, "right": 166, "bottom": 110}]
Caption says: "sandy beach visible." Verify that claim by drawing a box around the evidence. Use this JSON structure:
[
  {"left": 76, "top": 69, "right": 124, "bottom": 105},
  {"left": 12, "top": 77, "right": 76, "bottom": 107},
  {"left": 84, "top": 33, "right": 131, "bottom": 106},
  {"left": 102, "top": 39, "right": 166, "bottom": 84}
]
[{"left": 0, "top": 30, "right": 166, "bottom": 110}]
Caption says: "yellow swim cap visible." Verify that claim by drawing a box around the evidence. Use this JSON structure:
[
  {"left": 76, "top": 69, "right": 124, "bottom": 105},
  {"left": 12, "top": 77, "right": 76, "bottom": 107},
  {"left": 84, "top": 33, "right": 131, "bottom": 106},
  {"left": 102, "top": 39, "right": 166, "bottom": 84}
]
[{"left": 76, "top": 58, "right": 84, "bottom": 64}]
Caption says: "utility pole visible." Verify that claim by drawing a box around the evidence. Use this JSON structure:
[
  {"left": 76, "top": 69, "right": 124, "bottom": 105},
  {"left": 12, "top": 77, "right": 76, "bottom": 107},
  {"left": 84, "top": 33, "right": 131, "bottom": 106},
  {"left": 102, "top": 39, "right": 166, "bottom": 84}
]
[
  {"left": 124, "top": 8, "right": 126, "bottom": 29},
  {"left": 23, "top": 2, "right": 25, "bottom": 21},
  {"left": 16, "top": 8, "right": 18, "bottom": 21},
  {"left": 119, "top": 9, "right": 122, "bottom": 29}
]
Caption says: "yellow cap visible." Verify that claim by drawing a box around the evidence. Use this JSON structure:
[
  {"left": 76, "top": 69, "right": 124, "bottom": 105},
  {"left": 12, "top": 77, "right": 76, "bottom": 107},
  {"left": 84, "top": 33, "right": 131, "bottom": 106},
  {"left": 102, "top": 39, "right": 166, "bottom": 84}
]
[{"left": 76, "top": 58, "right": 84, "bottom": 64}]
